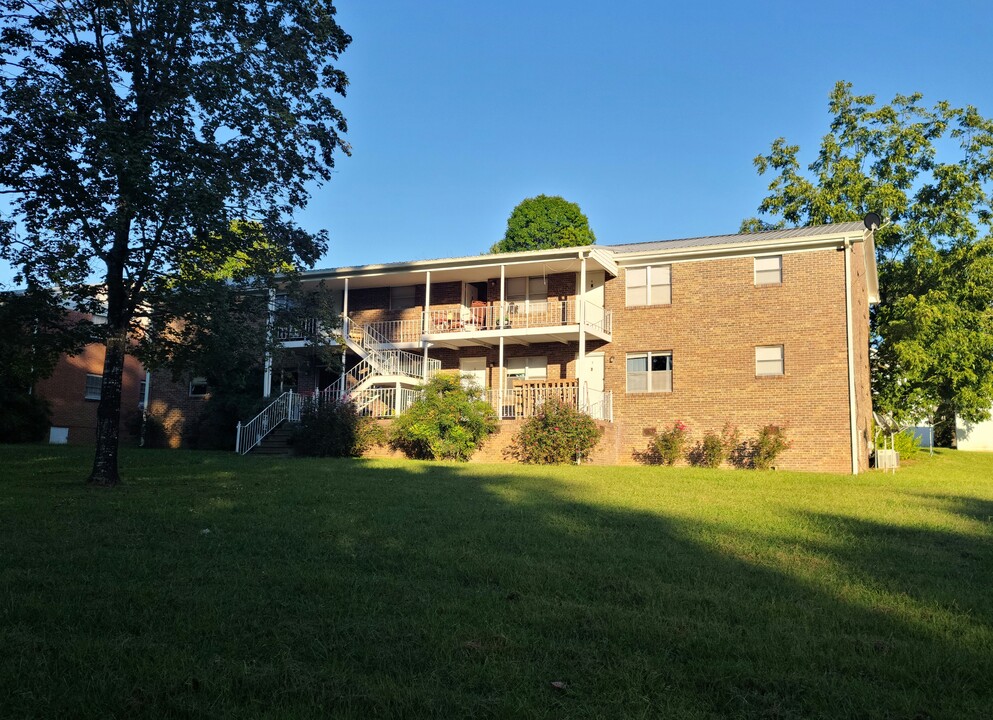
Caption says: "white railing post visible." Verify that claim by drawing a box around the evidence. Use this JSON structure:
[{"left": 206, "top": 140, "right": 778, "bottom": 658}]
[{"left": 235, "top": 421, "right": 242, "bottom": 453}]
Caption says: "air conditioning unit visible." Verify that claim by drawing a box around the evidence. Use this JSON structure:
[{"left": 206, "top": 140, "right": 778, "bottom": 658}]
[{"left": 875, "top": 449, "right": 899, "bottom": 469}]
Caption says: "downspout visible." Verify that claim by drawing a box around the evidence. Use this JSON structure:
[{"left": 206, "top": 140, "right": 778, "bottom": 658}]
[{"left": 844, "top": 238, "right": 859, "bottom": 475}]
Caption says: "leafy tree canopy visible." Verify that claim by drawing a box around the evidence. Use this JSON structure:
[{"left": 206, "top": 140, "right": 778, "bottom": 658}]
[
  {"left": 490, "top": 195, "right": 596, "bottom": 253},
  {"left": 0, "top": 1, "right": 351, "bottom": 484},
  {"left": 744, "top": 81, "right": 993, "bottom": 427}
]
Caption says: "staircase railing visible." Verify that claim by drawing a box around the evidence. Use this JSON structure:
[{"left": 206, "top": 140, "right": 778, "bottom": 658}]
[{"left": 235, "top": 390, "right": 302, "bottom": 454}]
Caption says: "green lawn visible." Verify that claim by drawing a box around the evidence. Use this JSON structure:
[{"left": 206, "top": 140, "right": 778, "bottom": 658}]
[{"left": 1, "top": 447, "right": 991, "bottom": 719}]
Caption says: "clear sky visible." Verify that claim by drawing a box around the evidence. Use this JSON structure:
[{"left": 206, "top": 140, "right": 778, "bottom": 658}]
[{"left": 2, "top": 0, "right": 992, "bottom": 285}]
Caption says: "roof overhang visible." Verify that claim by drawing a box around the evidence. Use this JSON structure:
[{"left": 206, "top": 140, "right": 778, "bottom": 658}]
[{"left": 295, "top": 245, "right": 616, "bottom": 289}]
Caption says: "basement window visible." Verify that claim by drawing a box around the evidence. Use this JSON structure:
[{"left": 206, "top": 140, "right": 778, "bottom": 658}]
[{"left": 189, "top": 377, "right": 209, "bottom": 397}]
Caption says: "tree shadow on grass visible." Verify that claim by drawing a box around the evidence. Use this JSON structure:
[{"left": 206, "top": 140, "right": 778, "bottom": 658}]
[{"left": 2, "top": 453, "right": 992, "bottom": 718}]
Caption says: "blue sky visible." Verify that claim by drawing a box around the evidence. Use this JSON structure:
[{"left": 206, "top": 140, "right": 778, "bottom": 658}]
[{"left": 3, "top": 0, "right": 991, "bottom": 284}]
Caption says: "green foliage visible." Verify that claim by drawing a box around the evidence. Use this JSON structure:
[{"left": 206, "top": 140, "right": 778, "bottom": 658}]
[
  {"left": 744, "top": 81, "right": 993, "bottom": 426},
  {"left": 0, "top": 287, "right": 93, "bottom": 390},
  {"left": 688, "top": 431, "right": 727, "bottom": 469},
  {"left": 0, "top": 1, "right": 351, "bottom": 483},
  {"left": 490, "top": 195, "right": 596, "bottom": 253},
  {"left": 0, "top": 389, "right": 51, "bottom": 443},
  {"left": 389, "top": 375, "right": 498, "bottom": 461},
  {"left": 649, "top": 420, "right": 689, "bottom": 466},
  {"left": 294, "top": 398, "right": 380, "bottom": 458},
  {"left": 510, "top": 398, "right": 603, "bottom": 464},
  {"left": 874, "top": 428, "right": 921, "bottom": 457},
  {"left": 750, "top": 425, "right": 792, "bottom": 470}
]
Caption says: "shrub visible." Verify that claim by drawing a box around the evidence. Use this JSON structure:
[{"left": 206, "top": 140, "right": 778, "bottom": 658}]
[
  {"left": 511, "top": 397, "right": 603, "bottom": 464},
  {"left": 650, "top": 420, "right": 689, "bottom": 466},
  {"left": 294, "top": 397, "right": 378, "bottom": 457},
  {"left": 874, "top": 428, "right": 921, "bottom": 457},
  {"left": 191, "top": 391, "right": 271, "bottom": 451},
  {"left": 127, "top": 412, "right": 170, "bottom": 449},
  {"left": 0, "top": 390, "right": 50, "bottom": 443},
  {"left": 389, "top": 375, "right": 497, "bottom": 461},
  {"left": 751, "top": 424, "right": 791, "bottom": 470},
  {"left": 688, "top": 431, "right": 726, "bottom": 468}
]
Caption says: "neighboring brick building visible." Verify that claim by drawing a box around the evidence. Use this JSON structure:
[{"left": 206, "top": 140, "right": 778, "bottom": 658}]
[
  {"left": 240, "top": 221, "right": 878, "bottom": 473},
  {"left": 33, "top": 337, "right": 147, "bottom": 445}
]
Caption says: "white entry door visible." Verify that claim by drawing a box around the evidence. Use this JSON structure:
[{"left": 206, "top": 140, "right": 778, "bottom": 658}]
[
  {"left": 460, "top": 357, "right": 487, "bottom": 391},
  {"left": 579, "top": 352, "right": 607, "bottom": 419}
]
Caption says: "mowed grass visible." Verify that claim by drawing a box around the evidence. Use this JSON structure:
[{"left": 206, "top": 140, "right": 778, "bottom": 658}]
[{"left": 1, "top": 447, "right": 992, "bottom": 719}]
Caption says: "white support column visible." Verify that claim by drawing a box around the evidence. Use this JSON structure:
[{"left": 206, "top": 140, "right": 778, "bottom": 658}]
[
  {"left": 394, "top": 381, "right": 402, "bottom": 415},
  {"left": 498, "top": 335, "right": 505, "bottom": 419},
  {"left": 578, "top": 253, "right": 587, "bottom": 410},
  {"left": 341, "top": 277, "right": 349, "bottom": 384},
  {"left": 499, "top": 264, "right": 506, "bottom": 327},
  {"left": 263, "top": 289, "right": 275, "bottom": 398},
  {"left": 423, "top": 271, "right": 431, "bottom": 380}
]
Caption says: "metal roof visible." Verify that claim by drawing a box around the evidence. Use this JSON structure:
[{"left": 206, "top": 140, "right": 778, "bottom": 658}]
[{"left": 607, "top": 221, "right": 867, "bottom": 254}]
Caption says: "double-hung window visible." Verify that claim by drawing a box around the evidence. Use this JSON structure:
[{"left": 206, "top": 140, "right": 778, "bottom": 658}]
[
  {"left": 755, "top": 345, "right": 785, "bottom": 376},
  {"left": 506, "top": 356, "right": 548, "bottom": 382},
  {"left": 626, "top": 351, "right": 672, "bottom": 393},
  {"left": 506, "top": 276, "right": 547, "bottom": 303},
  {"left": 84, "top": 373, "right": 102, "bottom": 401},
  {"left": 754, "top": 255, "right": 783, "bottom": 285},
  {"left": 626, "top": 265, "right": 671, "bottom": 306}
]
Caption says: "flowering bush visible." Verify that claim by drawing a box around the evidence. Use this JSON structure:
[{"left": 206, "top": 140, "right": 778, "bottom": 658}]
[
  {"left": 750, "top": 424, "right": 791, "bottom": 470},
  {"left": 511, "top": 397, "right": 603, "bottom": 464},
  {"left": 688, "top": 431, "right": 726, "bottom": 468},
  {"left": 651, "top": 420, "right": 688, "bottom": 466}
]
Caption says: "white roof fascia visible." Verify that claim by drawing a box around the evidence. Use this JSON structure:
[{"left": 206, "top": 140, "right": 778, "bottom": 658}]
[
  {"left": 613, "top": 231, "right": 865, "bottom": 266},
  {"left": 298, "top": 244, "right": 610, "bottom": 281}
]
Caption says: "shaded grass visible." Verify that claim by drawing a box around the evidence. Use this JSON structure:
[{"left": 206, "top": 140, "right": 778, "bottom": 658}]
[{"left": 1, "top": 445, "right": 992, "bottom": 718}]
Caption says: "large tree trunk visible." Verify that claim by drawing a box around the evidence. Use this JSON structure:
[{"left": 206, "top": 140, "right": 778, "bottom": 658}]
[{"left": 87, "top": 329, "right": 128, "bottom": 487}]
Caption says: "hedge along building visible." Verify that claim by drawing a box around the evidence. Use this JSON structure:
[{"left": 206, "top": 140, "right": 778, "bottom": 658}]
[{"left": 237, "top": 221, "right": 879, "bottom": 474}]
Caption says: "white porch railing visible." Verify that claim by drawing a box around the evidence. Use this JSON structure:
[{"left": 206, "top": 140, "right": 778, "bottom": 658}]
[
  {"left": 350, "top": 386, "right": 422, "bottom": 417},
  {"left": 364, "top": 318, "right": 423, "bottom": 345},
  {"left": 276, "top": 317, "right": 320, "bottom": 341},
  {"left": 424, "top": 300, "right": 578, "bottom": 334},
  {"left": 583, "top": 301, "right": 612, "bottom": 335},
  {"left": 235, "top": 390, "right": 302, "bottom": 454}
]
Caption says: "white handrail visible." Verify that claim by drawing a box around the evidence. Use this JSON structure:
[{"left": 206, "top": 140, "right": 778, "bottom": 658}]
[{"left": 235, "top": 390, "right": 301, "bottom": 454}]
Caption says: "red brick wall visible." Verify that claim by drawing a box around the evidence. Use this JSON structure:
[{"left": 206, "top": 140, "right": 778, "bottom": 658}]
[
  {"left": 146, "top": 369, "right": 209, "bottom": 448},
  {"left": 34, "top": 344, "right": 146, "bottom": 445},
  {"left": 600, "top": 248, "right": 859, "bottom": 473}
]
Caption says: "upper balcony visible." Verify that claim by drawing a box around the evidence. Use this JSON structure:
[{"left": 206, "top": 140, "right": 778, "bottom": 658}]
[{"left": 357, "top": 299, "right": 611, "bottom": 348}]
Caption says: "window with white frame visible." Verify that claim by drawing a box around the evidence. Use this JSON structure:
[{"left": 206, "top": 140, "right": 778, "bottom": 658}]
[
  {"left": 754, "top": 255, "right": 783, "bottom": 285},
  {"left": 506, "top": 356, "right": 548, "bottom": 382},
  {"left": 755, "top": 345, "right": 785, "bottom": 376},
  {"left": 626, "top": 265, "right": 671, "bottom": 306},
  {"left": 138, "top": 379, "right": 147, "bottom": 408},
  {"left": 626, "top": 351, "right": 672, "bottom": 393},
  {"left": 84, "top": 373, "right": 102, "bottom": 400},
  {"left": 189, "top": 377, "right": 209, "bottom": 397},
  {"left": 389, "top": 285, "right": 417, "bottom": 310}
]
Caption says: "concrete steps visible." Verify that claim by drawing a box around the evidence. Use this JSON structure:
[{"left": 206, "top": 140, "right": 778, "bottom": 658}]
[{"left": 250, "top": 423, "right": 295, "bottom": 456}]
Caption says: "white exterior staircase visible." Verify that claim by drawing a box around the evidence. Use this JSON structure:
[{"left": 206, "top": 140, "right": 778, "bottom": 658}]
[{"left": 236, "top": 316, "right": 439, "bottom": 454}]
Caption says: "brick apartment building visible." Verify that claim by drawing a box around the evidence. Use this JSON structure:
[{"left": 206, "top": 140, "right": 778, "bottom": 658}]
[
  {"left": 33, "top": 332, "right": 146, "bottom": 445},
  {"left": 232, "top": 221, "right": 878, "bottom": 473}
]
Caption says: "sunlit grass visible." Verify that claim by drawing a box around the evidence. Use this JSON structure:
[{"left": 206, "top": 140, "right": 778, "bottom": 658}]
[{"left": 1, "top": 445, "right": 991, "bottom": 718}]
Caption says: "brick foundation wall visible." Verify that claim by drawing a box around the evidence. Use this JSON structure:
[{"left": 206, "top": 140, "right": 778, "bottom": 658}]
[
  {"left": 146, "top": 370, "right": 210, "bottom": 448},
  {"left": 363, "top": 418, "right": 618, "bottom": 465}
]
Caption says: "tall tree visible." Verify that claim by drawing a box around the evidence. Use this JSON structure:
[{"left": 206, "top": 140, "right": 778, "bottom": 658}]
[
  {"left": 490, "top": 195, "right": 596, "bottom": 253},
  {"left": 744, "top": 81, "right": 993, "bottom": 433},
  {"left": 0, "top": 1, "right": 351, "bottom": 484}
]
